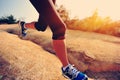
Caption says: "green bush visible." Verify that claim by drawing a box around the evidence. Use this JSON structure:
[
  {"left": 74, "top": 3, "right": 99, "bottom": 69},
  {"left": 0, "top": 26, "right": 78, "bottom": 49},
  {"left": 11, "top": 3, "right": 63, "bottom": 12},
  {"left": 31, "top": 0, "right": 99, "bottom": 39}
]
[{"left": 0, "top": 15, "right": 17, "bottom": 24}]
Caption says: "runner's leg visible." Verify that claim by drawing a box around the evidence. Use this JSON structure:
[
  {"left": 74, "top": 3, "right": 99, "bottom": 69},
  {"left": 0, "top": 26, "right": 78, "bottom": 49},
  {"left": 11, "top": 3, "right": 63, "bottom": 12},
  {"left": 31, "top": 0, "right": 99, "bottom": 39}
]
[{"left": 29, "top": 0, "right": 69, "bottom": 67}]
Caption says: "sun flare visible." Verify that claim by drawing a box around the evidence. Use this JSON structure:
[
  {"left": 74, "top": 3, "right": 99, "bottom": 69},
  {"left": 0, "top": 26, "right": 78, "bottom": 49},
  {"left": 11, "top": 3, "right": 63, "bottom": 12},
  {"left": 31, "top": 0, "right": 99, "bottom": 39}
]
[{"left": 57, "top": 0, "right": 120, "bottom": 21}]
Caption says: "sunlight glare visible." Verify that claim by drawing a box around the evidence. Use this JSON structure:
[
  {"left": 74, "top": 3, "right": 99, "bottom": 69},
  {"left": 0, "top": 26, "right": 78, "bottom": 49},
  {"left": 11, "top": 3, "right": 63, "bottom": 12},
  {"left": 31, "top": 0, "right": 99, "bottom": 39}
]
[{"left": 56, "top": 0, "right": 120, "bottom": 21}]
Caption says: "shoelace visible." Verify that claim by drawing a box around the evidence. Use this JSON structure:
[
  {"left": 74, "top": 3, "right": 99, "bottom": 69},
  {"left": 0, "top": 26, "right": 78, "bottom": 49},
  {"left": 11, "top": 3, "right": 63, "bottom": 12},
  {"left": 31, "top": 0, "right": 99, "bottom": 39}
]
[{"left": 68, "top": 65, "right": 80, "bottom": 79}]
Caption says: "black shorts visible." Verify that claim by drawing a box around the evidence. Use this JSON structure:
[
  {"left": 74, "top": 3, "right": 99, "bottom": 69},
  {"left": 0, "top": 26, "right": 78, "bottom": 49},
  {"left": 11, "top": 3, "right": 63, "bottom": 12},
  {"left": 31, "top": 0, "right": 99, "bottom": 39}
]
[{"left": 29, "top": 0, "right": 66, "bottom": 40}]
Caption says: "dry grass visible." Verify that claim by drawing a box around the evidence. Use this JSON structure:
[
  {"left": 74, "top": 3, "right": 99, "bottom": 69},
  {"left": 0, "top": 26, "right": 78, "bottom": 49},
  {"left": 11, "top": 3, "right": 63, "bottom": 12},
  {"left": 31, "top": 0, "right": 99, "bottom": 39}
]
[{"left": 67, "top": 11, "right": 120, "bottom": 37}]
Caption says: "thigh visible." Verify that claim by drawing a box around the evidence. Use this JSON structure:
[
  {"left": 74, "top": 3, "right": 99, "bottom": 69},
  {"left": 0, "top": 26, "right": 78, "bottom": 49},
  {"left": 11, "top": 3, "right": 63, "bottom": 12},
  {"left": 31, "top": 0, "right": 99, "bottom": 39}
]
[
  {"left": 53, "top": 0, "right": 56, "bottom": 4},
  {"left": 30, "top": 0, "right": 58, "bottom": 30},
  {"left": 30, "top": 0, "right": 66, "bottom": 39},
  {"left": 40, "top": 0, "right": 66, "bottom": 39},
  {"left": 30, "top": 0, "right": 63, "bottom": 26}
]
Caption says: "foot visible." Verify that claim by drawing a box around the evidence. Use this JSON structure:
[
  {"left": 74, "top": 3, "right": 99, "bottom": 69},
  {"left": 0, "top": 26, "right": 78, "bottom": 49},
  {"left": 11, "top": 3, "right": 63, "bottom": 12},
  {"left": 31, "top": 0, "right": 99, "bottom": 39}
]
[
  {"left": 62, "top": 64, "right": 88, "bottom": 80},
  {"left": 18, "top": 21, "right": 27, "bottom": 37}
]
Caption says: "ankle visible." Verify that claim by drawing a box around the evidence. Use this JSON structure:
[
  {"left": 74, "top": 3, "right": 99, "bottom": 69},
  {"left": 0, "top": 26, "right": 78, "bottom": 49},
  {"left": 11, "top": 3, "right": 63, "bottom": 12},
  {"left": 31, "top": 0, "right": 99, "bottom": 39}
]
[{"left": 25, "top": 22, "right": 36, "bottom": 29}]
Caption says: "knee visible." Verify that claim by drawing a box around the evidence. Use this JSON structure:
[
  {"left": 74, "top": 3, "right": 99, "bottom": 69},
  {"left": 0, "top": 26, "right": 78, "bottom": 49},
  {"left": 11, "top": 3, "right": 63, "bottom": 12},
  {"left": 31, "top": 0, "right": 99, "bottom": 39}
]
[{"left": 52, "top": 23, "right": 66, "bottom": 40}]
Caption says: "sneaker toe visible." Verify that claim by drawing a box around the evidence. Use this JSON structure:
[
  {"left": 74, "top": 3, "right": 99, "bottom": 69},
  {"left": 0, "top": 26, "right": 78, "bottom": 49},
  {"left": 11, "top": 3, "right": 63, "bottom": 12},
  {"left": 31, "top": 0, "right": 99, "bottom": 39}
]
[{"left": 74, "top": 72, "right": 88, "bottom": 80}]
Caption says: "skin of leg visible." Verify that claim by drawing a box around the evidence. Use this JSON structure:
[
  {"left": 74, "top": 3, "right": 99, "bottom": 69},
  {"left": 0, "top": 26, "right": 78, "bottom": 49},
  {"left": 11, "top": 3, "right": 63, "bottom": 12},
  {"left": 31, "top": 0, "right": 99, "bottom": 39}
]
[
  {"left": 29, "top": 0, "right": 69, "bottom": 67},
  {"left": 53, "top": 40, "right": 69, "bottom": 67},
  {"left": 25, "top": 22, "right": 36, "bottom": 29}
]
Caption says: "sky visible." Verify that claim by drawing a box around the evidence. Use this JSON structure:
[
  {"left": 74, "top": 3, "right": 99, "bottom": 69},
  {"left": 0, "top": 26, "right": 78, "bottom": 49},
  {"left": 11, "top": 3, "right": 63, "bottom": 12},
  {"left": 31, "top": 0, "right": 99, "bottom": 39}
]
[{"left": 0, "top": 0, "right": 120, "bottom": 22}]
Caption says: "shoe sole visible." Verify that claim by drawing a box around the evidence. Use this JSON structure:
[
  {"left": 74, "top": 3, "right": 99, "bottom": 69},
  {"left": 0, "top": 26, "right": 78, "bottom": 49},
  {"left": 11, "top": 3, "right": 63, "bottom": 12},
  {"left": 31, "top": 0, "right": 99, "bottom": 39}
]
[{"left": 62, "top": 73, "right": 88, "bottom": 80}]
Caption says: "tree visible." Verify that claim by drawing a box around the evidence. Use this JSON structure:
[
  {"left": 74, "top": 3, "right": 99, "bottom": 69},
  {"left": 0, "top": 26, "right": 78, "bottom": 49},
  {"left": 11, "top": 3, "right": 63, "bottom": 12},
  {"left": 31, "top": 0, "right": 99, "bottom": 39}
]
[
  {"left": 0, "top": 15, "right": 17, "bottom": 24},
  {"left": 57, "top": 5, "right": 70, "bottom": 23}
]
